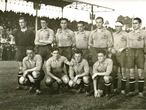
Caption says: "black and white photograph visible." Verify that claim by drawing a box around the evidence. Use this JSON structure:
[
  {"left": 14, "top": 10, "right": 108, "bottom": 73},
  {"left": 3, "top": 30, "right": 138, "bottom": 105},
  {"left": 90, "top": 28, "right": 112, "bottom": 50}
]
[{"left": 0, "top": 0, "right": 146, "bottom": 110}]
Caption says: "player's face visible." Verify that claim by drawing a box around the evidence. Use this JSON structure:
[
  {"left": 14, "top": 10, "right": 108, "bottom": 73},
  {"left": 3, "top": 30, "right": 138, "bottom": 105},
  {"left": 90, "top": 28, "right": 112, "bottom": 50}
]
[
  {"left": 52, "top": 50, "right": 59, "bottom": 59},
  {"left": 115, "top": 26, "right": 122, "bottom": 32},
  {"left": 41, "top": 20, "right": 47, "bottom": 29},
  {"left": 97, "top": 53, "right": 106, "bottom": 62},
  {"left": 19, "top": 19, "right": 26, "bottom": 29},
  {"left": 132, "top": 20, "right": 141, "bottom": 30},
  {"left": 74, "top": 53, "right": 82, "bottom": 63},
  {"left": 26, "top": 50, "right": 34, "bottom": 59},
  {"left": 95, "top": 19, "right": 104, "bottom": 29},
  {"left": 60, "top": 20, "right": 67, "bottom": 29},
  {"left": 77, "top": 23, "right": 84, "bottom": 32}
]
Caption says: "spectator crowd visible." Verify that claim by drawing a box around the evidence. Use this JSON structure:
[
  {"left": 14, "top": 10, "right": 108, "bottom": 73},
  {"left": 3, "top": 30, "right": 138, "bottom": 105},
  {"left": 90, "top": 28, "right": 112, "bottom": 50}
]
[{"left": 0, "top": 10, "right": 93, "bottom": 60}]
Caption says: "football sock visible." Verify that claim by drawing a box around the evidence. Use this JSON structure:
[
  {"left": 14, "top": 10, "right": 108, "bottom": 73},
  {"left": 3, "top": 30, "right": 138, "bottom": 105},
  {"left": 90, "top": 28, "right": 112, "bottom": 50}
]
[
  {"left": 113, "top": 77, "right": 118, "bottom": 90},
  {"left": 129, "top": 78, "right": 135, "bottom": 92},
  {"left": 104, "top": 82, "right": 111, "bottom": 94},
  {"left": 121, "top": 79, "right": 127, "bottom": 91},
  {"left": 138, "top": 79, "right": 144, "bottom": 92}
]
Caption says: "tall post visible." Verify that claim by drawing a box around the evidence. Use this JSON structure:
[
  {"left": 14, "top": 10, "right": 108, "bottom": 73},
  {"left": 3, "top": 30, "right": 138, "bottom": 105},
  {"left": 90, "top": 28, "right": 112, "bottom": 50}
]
[
  {"left": 5, "top": 0, "right": 7, "bottom": 11},
  {"left": 33, "top": 2, "right": 40, "bottom": 36},
  {"left": 35, "top": 9, "right": 38, "bottom": 34},
  {"left": 91, "top": 5, "right": 94, "bottom": 31},
  {"left": 61, "top": 7, "right": 64, "bottom": 18}
]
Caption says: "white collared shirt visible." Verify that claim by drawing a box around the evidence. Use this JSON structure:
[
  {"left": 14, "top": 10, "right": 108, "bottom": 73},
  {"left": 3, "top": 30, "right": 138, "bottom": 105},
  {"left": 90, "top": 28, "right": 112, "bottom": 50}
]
[
  {"left": 35, "top": 27, "right": 54, "bottom": 45},
  {"left": 75, "top": 31, "right": 90, "bottom": 49},
  {"left": 56, "top": 28, "right": 75, "bottom": 47},
  {"left": 127, "top": 29, "right": 146, "bottom": 48},
  {"left": 89, "top": 28, "right": 113, "bottom": 48}
]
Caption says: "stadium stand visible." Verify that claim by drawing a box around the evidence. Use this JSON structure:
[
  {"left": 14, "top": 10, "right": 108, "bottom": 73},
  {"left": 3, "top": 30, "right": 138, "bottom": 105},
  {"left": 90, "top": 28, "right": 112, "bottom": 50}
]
[{"left": 0, "top": 10, "right": 92, "bottom": 60}]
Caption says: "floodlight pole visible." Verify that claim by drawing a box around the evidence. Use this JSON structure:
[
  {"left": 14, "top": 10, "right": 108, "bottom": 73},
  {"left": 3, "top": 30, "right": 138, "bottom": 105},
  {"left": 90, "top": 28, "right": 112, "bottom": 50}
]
[
  {"left": 61, "top": 7, "right": 64, "bottom": 17},
  {"left": 33, "top": 2, "right": 40, "bottom": 36},
  {"left": 5, "top": 0, "right": 7, "bottom": 11},
  {"left": 91, "top": 5, "right": 94, "bottom": 31},
  {"left": 35, "top": 9, "right": 38, "bottom": 33}
]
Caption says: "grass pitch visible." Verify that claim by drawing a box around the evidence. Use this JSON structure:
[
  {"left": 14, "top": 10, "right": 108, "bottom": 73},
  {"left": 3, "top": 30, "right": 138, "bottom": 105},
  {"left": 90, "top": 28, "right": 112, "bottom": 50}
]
[{"left": 0, "top": 61, "right": 146, "bottom": 110}]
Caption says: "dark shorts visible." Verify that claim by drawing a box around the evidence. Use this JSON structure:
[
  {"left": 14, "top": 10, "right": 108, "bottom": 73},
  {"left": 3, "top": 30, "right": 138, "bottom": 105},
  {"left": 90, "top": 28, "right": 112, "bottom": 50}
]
[
  {"left": 46, "top": 70, "right": 67, "bottom": 85},
  {"left": 127, "top": 48, "right": 144, "bottom": 69},
  {"left": 16, "top": 46, "right": 33, "bottom": 62},
  {"left": 51, "top": 69, "right": 66, "bottom": 78},
  {"left": 110, "top": 68, "right": 118, "bottom": 79},
  {"left": 95, "top": 76, "right": 105, "bottom": 90},
  {"left": 36, "top": 45, "right": 52, "bottom": 61},
  {"left": 89, "top": 47, "right": 107, "bottom": 64},
  {"left": 59, "top": 46, "right": 72, "bottom": 61},
  {"left": 112, "top": 50, "right": 127, "bottom": 68}
]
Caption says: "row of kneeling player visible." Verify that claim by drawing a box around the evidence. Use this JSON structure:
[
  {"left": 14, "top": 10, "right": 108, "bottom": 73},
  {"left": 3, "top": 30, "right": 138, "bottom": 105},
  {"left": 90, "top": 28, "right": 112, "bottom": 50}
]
[{"left": 17, "top": 47, "right": 144, "bottom": 98}]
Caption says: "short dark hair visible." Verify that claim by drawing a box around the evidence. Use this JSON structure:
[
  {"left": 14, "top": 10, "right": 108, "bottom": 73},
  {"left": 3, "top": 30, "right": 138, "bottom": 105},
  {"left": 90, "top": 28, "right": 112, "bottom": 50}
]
[
  {"left": 116, "top": 21, "right": 124, "bottom": 25},
  {"left": 40, "top": 17, "right": 47, "bottom": 22},
  {"left": 51, "top": 47, "right": 59, "bottom": 52},
  {"left": 96, "top": 17, "right": 104, "bottom": 22},
  {"left": 19, "top": 17, "right": 26, "bottom": 22},
  {"left": 73, "top": 49, "right": 83, "bottom": 55},
  {"left": 97, "top": 50, "right": 106, "bottom": 56},
  {"left": 133, "top": 17, "right": 142, "bottom": 24},
  {"left": 26, "top": 47, "right": 34, "bottom": 52},
  {"left": 60, "top": 18, "right": 69, "bottom": 22},
  {"left": 77, "top": 21, "right": 85, "bottom": 26}
]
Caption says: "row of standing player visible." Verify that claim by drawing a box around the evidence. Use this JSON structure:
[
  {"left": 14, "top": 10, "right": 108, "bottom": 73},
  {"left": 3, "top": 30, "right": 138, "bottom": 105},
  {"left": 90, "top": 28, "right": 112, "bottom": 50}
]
[{"left": 13, "top": 16, "right": 145, "bottom": 97}]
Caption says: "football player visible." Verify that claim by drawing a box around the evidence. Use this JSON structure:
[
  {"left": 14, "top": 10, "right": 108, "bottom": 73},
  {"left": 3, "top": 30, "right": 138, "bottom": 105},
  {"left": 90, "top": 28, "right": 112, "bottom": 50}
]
[
  {"left": 74, "top": 21, "right": 90, "bottom": 60},
  {"left": 126, "top": 17, "right": 146, "bottom": 97},
  {"left": 19, "top": 47, "right": 44, "bottom": 95},
  {"left": 35, "top": 18, "right": 54, "bottom": 62},
  {"left": 45, "top": 47, "right": 72, "bottom": 92},
  {"left": 68, "top": 49, "right": 90, "bottom": 95},
  {"left": 89, "top": 17, "right": 113, "bottom": 65},
  {"left": 111, "top": 21, "right": 128, "bottom": 94},
  {"left": 92, "top": 50, "right": 113, "bottom": 97},
  {"left": 13, "top": 17, "right": 35, "bottom": 89},
  {"left": 55, "top": 18, "right": 75, "bottom": 61}
]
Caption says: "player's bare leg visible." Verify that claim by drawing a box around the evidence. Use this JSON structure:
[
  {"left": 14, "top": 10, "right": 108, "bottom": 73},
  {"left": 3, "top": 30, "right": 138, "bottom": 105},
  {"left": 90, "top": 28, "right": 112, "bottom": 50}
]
[
  {"left": 137, "top": 69, "right": 144, "bottom": 97},
  {"left": 16, "top": 61, "right": 24, "bottom": 90},
  {"left": 121, "top": 67, "right": 127, "bottom": 95}
]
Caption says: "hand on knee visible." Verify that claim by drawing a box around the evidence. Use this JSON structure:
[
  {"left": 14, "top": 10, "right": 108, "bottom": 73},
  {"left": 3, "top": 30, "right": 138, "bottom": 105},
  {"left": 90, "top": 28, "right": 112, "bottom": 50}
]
[
  {"left": 76, "top": 79, "right": 81, "bottom": 85},
  {"left": 103, "top": 76, "right": 110, "bottom": 83},
  {"left": 19, "top": 76, "right": 28, "bottom": 85},
  {"left": 69, "top": 80, "right": 75, "bottom": 87},
  {"left": 62, "top": 75, "right": 69, "bottom": 84},
  {"left": 32, "top": 71, "right": 40, "bottom": 79},
  {"left": 45, "top": 78, "right": 52, "bottom": 87},
  {"left": 28, "top": 75, "right": 35, "bottom": 83},
  {"left": 83, "top": 76, "right": 90, "bottom": 84}
]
